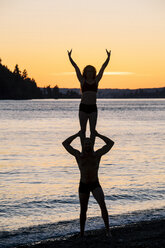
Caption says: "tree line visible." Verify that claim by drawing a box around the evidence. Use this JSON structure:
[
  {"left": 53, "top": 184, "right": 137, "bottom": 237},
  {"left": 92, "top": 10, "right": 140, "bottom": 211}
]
[
  {"left": 0, "top": 59, "right": 80, "bottom": 99},
  {"left": 0, "top": 59, "right": 41, "bottom": 99},
  {"left": 101, "top": 88, "right": 165, "bottom": 98},
  {"left": 0, "top": 58, "right": 164, "bottom": 99}
]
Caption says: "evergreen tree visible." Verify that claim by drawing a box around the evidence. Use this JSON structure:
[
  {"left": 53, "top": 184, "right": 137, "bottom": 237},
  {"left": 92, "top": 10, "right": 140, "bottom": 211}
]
[
  {"left": 52, "top": 85, "right": 59, "bottom": 98},
  {"left": 13, "top": 64, "right": 21, "bottom": 77},
  {"left": 46, "top": 85, "right": 52, "bottom": 98},
  {"left": 0, "top": 61, "right": 42, "bottom": 99},
  {"left": 22, "top": 69, "right": 28, "bottom": 79}
]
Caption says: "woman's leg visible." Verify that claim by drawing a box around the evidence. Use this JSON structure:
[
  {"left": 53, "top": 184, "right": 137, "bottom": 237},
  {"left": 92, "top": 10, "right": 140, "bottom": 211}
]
[
  {"left": 89, "top": 111, "right": 97, "bottom": 147},
  {"left": 79, "top": 111, "right": 88, "bottom": 150}
]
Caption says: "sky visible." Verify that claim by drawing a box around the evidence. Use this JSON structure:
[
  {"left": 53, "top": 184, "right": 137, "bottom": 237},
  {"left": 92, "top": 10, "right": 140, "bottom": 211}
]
[{"left": 0, "top": 0, "right": 165, "bottom": 89}]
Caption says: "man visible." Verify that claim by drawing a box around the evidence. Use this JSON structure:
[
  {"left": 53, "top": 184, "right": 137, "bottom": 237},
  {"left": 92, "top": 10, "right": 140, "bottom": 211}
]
[{"left": 62, "top": 131, "right": 114, "bottom": 237}]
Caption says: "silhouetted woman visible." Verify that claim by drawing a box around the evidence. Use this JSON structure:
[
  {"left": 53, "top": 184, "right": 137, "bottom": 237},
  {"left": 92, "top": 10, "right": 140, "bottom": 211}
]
[{"left": 67, "top": 49, "right": 111, "bottom": 148}]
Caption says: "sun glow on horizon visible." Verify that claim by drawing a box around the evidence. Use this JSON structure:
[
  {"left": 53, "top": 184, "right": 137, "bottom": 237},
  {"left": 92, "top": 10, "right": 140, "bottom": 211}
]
[{"left": 0, "top": 0, "right": 165, "bottom": 89}]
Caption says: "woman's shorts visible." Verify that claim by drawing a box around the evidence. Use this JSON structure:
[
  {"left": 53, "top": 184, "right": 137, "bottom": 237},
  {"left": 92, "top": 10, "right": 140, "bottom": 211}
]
[{"left": 79, "top": 103, "right": 97, "bottom": 114}]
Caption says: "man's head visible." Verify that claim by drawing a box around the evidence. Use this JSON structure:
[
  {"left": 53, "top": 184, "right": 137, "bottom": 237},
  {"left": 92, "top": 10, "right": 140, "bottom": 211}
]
[{"left": 83, "top": 138, "right": 93, "bottom": 153}]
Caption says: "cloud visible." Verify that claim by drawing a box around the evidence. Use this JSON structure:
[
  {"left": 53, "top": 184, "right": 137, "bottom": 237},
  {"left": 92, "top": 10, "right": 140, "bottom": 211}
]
[
  {"left": 57, "top": 72, "right": 76, "bottom": 75},
  {"left": 104, "top": 72, "right": 135, "bottom": 75},
  {"left": 51, "top": 71, "right": 135, "bottom": 76}
]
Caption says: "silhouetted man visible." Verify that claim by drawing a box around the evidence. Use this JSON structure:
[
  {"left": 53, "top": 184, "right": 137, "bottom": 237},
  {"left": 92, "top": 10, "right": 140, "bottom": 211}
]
[{"left": 62, "top": 131, "right": 114, "bottom": 237}]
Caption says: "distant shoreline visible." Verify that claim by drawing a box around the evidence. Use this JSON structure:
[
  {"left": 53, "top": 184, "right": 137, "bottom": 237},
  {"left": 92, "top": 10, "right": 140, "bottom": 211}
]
[
  {"left": 1, "top": 97, "right": 165, "bottom": 100},
  {"left": 1, "top": 62, "right": 165, "bottom": 100},
  {"left": 39, "top": 87, "right": 165, "bottom": 99},
  {"left": 1, "top": 86, "right": 165, "bottom": 100},
  {"left": 57, "top": 86, "right": 165, "bottom": 90}
]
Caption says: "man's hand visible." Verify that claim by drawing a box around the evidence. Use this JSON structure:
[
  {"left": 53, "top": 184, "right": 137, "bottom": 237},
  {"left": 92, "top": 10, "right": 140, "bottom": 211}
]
[
  {"left": 62, "top": 131, "right": 81, "bottom": 156},
  {"left": 95, "top": 130, "right": 103, "bottom": 137},
  {"left": 95, "top": 130, "right": 99, "bottom": 136},
  {"left": 95, "top": 131, "right": 114, "bottom": 157},
  {"left": 77, "top": 130, "right": 81, "bottom": 136}
]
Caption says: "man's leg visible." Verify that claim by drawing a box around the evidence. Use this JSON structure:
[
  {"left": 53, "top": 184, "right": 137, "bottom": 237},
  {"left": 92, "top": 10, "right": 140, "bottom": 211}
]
[
  {"left": 79, "top": 192, "right": 90, "bottom": 237},
  {"left": 92, "top": 187, "right": 111, "bottom": 236}
]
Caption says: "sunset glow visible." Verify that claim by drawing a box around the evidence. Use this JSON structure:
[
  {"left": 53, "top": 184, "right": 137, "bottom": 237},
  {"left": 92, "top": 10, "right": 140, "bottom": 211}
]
[{"left": 1, "top": 0, "right": 165, "bottom": 89}]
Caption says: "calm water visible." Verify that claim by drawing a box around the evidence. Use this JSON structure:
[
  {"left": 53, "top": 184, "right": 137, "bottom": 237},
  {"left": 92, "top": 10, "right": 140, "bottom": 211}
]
[{"left": 0, "top": 99, "right": 165, "bottom": 247}]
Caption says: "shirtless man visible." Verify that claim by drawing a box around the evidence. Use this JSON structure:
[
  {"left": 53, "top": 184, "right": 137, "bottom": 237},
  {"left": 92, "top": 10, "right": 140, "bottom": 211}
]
[{"left": 62, "top": 131, "right": 114, "bottom": 237}]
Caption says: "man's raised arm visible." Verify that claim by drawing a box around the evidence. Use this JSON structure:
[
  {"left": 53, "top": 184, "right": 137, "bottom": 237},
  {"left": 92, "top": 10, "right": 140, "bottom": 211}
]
[
  {"left": 62, "top": 132, "right": 80, "bottom": 157},
  {"left": 95, "top": 131, "right": 114, "bottom": 157}
]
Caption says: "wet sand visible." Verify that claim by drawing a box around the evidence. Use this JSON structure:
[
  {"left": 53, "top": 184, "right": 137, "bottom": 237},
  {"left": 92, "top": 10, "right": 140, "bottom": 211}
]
[{"left": 18, "top": 219, "right": 165, "bottom": 248}]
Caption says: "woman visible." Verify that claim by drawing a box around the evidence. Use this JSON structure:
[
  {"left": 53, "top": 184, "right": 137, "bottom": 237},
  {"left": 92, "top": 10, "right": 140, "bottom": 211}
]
[{"left": 67, "top": 49, "right": 111, "bottom": 148}]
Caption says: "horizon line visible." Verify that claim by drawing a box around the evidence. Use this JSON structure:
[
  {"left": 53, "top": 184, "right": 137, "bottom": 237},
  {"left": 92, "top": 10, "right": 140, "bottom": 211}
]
[
  {"left": 51, "top": 71, "right": 135, "bottom": 76},
  {"left": 40, "top": 86, "right": 165, "bottom": 90}
]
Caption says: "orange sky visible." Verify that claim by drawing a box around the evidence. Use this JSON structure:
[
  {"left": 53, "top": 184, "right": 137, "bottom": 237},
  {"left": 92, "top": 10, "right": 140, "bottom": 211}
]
[{"left": 0, "top": 0, "right": 165, "bottom": 89}]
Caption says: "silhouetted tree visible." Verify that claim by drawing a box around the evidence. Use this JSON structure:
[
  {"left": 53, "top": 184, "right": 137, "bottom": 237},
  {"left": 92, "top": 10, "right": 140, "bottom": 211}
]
[
  {"left": 22, "top": 69, "right": 28, "bottom": 79},
  {"left": 65, "top": 89, "right": 80, "bottom": 98},
  {"left": 0, "top": 61, "right": 42, "bottom": 99},
  {"left": 13, "top": 64, "right": 21, "bottom": 77},
  {"left": 52, "top": 85, "right": 59, "bottom": 98},
  {"left": 46, "top": 85, "right": 52, "bottom": 98}
]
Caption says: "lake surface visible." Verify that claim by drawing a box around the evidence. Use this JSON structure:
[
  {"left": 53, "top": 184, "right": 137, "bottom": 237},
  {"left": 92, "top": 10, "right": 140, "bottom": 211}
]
[{"left": 0, "top": 99, "right": 165, "bottom": 247}]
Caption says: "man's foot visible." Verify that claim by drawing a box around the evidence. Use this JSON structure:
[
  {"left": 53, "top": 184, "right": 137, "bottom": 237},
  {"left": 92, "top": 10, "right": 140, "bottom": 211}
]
[
  {"left": 77, "top": 233, "right": 87, "bottom": 242},
  {"left": 105, "top": 230, "right": 114, "bottom": 246},
  {"left": 106, "top": 230, "right": 112, "bottom": 238}
]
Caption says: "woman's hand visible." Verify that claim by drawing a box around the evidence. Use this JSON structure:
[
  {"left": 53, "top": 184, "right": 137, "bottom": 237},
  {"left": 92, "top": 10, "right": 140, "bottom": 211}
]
[
  {"left": 96, "top": 50, "right": 111, "bottom": 83},
  {"left": 106, "top": 49, "right": 111, "bottom": 57},
  {"left": 67, "top": 50, "right": 83, "bottom": 82},
  {"left": 67, "top": 49, "right": 72, "bottom": 57}
]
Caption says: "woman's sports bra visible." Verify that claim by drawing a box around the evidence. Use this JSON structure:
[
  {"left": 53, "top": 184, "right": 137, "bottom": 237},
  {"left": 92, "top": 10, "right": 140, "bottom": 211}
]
[{"left": 81, "top": 80, "right": 98, "bottom": 93}]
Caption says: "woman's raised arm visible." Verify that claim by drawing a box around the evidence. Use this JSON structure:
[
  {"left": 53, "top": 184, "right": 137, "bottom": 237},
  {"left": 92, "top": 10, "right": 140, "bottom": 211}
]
[
  {"left": 67, "top": 49, "right": 83, "bottom": 83},
  {"left": 96, "top": 49, "right": 111, "bottom": 83}
]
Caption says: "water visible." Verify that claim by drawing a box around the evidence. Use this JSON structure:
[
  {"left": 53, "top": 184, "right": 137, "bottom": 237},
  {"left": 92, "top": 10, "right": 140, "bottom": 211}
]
[{"left": 0, "top": 99, "right": 165, "bottom": 247}]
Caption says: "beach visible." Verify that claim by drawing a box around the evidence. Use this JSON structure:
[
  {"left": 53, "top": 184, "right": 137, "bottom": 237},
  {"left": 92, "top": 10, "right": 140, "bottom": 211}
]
[{"left": 17, "top": 219, "right": 165, "bottom": 248}]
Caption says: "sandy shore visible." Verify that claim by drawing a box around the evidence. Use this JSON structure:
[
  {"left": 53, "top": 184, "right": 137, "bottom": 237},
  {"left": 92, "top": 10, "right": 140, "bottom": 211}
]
[{"left": 18, "top": 219, "right": 165, "bottom": 248}]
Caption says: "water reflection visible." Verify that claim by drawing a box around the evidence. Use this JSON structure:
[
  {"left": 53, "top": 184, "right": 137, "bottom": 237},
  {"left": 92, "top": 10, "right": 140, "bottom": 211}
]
[{"left": 0, "top": 99, "right": 165, "bottom": 231}]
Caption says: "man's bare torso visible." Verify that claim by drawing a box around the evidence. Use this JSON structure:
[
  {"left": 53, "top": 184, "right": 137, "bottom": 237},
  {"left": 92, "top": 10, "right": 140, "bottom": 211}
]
[{"left": 75, "top": 152, "right": 101, "bottom": 183}]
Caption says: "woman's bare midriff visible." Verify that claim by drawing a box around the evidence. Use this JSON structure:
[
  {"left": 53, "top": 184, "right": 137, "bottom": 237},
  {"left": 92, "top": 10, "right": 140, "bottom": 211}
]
[{"left": 81, "top": 91, "right": 97, "bottom": 105}]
